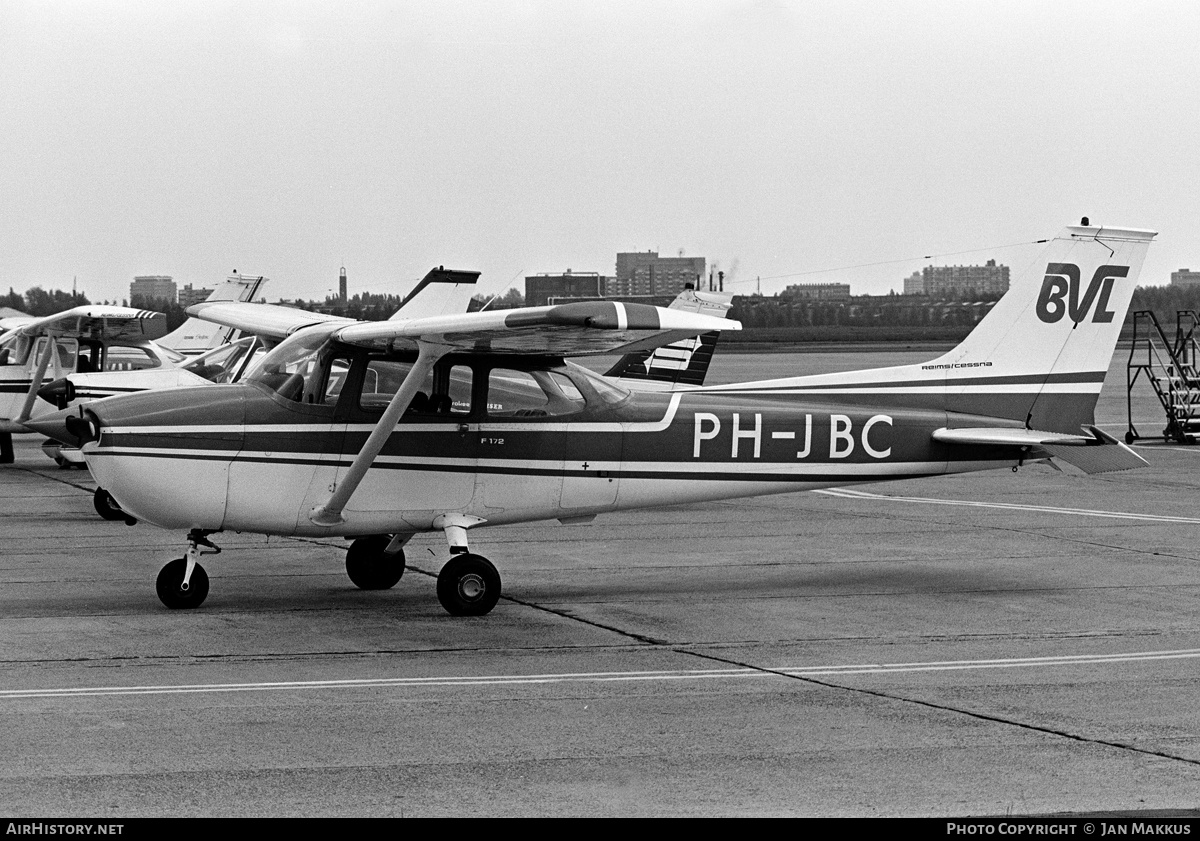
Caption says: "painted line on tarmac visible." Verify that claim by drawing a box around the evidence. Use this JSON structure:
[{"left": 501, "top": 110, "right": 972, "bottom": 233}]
[
  {"left": 814, "top": 487, "right": 1200, "bottom": 524},
  {"left": 3, "top": 648, "right": 1199, "bottom": 700}
]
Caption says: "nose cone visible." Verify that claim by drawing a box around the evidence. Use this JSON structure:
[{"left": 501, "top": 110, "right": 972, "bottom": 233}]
[
  {"left": 22, "top": 406, "right": 93, "bottom": 446},
  {"left": 36, "top": 377, "right": 75, "bottom": 409},
  {"left": 68, "top": 384, "right": 247, "bottom": 531}
]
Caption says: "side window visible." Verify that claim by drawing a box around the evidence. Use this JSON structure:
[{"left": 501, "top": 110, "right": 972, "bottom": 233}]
[
  {"left": 33, "top": 337, "right": 78, "bottom": 374},
  {"left": 359, "top": 358, "right": 434, "bottom": 413},
  {"left": 103, "top": 345, "right": 161, "bottom": 372}
]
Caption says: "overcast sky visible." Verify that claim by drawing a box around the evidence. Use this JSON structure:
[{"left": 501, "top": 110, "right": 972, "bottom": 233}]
[{"left": 2, "top": 0, "right": 1197, "bottom": 306}]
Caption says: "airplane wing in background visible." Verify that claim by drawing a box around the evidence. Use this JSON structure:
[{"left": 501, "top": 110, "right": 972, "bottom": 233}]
[
  {"left": 186, "top": 301, "right": 355, "bottom": 340},
  {"left": 932, "top": 426, "right": 1148, "bottom": 474},
  {"left": 9, "top": 306, "right": 167, "bottom": 342}
]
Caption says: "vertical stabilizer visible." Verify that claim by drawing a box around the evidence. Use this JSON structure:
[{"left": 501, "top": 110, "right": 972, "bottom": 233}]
[
  {"left": 389, "top": 268, "right": 481, "bottom": 321},
  {"left": 927, "top": 223, "right": 1155, "bottom": 430},
  {"left": 158, "top": 274, "right": 268, "bottom": 355}
]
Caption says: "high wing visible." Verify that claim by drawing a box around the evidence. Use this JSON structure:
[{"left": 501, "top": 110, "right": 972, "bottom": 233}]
[
  {"left": 932, "top": 426, "right": 1148, "bottom": 474},
  {"left": 8, "top": 306, "right": 167, "bottom": 342},
  {"left": 335, "top": 300, "right": 739, "bottom": 356},
  {"left": 185, "top": 301, "right": 355, "bottom": 340}
]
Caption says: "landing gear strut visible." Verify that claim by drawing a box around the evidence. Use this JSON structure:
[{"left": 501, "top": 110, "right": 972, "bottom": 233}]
[
  {"left": 345, "top": 535, "right": 407, "bottom": 590},
  {"left": 157, "top": 530, "right": 219, "bottom": 609}
]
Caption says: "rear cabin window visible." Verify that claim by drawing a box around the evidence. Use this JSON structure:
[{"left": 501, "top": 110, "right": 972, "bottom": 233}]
[
  {"left": 486, "top": 368, "right": 585, "bottom": 418},
  {"left": 103, "top": 345, "right": 161, "bottom": 372}
]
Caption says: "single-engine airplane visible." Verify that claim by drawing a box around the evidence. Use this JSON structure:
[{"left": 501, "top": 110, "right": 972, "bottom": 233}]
[
  {"left": 0, "top": 274, "right": 266, "bottom": 463},
  {"left": 28, "top": 221, "right": 1154, "bottom": 618}
]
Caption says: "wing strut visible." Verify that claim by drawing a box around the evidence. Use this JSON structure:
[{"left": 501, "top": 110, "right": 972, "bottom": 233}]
[
  {"left": 309, "top": 342, "right": 446, "bottom": 527},
  {"left": 16, "top": 338, "right": 59, "bottom": 424}
]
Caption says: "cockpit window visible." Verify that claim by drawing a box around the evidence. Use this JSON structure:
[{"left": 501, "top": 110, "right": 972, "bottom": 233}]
[
  {"left": 182, "top": 337, "right": 257, "bottom": 384},
  {"left": 246, "top": 329, "right": 346, "bottom": 404}
]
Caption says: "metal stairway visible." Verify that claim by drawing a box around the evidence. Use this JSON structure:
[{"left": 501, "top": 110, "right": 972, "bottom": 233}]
[{"left": 1126, "top": 310, "right": 1200, "bottom": 444}]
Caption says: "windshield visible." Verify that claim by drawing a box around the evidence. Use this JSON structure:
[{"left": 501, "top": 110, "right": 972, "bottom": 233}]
[
  {"left": 181, "top": 337, "right": 258, "bottom": 384},
  {"left": 245, "top": 326, "right": 343, "bottom": 403}
]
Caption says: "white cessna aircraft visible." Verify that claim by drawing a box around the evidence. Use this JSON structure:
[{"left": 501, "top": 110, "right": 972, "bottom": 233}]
[
  {"left": 29, "top": 221, "right": 1152, "bottom": 619},
  {"left": 0, "top": 274, "right": 266, "bottom": 464}
]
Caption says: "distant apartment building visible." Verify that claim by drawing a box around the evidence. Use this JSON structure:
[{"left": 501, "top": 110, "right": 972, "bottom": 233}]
[
  {"left": 903, "top": 260, "right": 1009, "bottom": 298},
  {"left": 781, "top": 282, "right": 851, "bottom": 301},
  {"left": 612, "top": 252, "right": 705, "bottom": 297},
  {"left": 1171, "top": 268, "right": 1200, "bottom": 287},
  {"left": 129, "top": 275, "right": 176, "bottom": 305},
  {"left": 177, "top": 283, "right": 213, "bottom": 308},
  {"left": 524, "top": 271, "right": 611, "bottom": 307}
]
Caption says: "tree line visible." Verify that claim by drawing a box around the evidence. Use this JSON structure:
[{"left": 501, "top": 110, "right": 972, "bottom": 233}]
[{"left": 9, "top": 284, "right": 1200, "bottom": 337}]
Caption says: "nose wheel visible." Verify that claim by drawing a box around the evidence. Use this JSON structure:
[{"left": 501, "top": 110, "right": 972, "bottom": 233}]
[
  {"left": 156, "top": 557, "right": 210, "bottom": 609},
  {"left": 436, "top": 553, "right": 501, "bottom": 616},
  {"left": 156, "top": 530, "right": 219, "bottom": 609}
]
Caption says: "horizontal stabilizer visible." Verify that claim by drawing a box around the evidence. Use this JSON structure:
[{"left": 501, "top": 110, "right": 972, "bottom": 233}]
[{"left": 932, "top": 426, "right": 1148, "bottom": 474}]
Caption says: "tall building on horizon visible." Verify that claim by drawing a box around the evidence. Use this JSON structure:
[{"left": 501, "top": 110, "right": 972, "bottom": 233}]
[
  {"left": 339, "top": 266, "right": 347, "bottom": 302},
  {"left": 177, "top": 283, "right": 213, "bottom": 308},
  {"left": 1171, "top": 268, "right": 1200, "bottom": 287},
  {"left": 903, "top": 259, "right": 1009, "bottom": 298},
  {"left": 130, "top": 275, "right": 176, "bottom": 305},
  {"left": 524, "top": 270, "right": 609, "bottom": 307},
  {"left": 612, "top": 252, "right": 705, "bottom": 297}
]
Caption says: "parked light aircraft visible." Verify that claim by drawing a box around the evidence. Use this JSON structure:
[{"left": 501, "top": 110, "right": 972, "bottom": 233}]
[
  {"left": 28, "top": 222, "right": 1154, "bottom": 617},
  {"left": 0, "top": 274, "right": 265, "bottom": 463}
]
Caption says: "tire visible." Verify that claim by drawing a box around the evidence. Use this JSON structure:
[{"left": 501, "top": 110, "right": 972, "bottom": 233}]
[
  {"left": 345, "top": 536, "right": 405, "bottom": 590},
  {"left": 436, "top": 554, "right": 501, "bottom": 617},
  {"left": 93, "top": 488, "right": 127, "bottom": 521},
  {"left": 156, "top": 558, "right": 210, "bottom": 609}
]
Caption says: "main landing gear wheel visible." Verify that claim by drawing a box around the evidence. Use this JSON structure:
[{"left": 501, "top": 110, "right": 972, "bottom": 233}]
[
  {"left": 93, "top": 487, "right": 133, "bottom": 523},
  {"left": 345, "top": 536, "right": 406, "bottom": 590},
  {"left": 436, "top": 553, "right": 501, "bottom": 617},
  {"left": 156, "top": 558, "right": 210, "bottom": 609}
]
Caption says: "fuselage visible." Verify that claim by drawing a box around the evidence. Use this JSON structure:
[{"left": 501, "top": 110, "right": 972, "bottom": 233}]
[{"left": 76, "top": 344, "right": 1022, "bottom": 536}]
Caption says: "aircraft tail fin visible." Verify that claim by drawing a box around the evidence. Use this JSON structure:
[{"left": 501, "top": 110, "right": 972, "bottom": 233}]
[
  {"left": 604, "top": 287, "right": 733, "bottom": 389},
  {"left": 924, "top": 221, "right": 1155, "bottom": 432},
  {"left": 389, "top": 267, "right": 481, "bottom": 321},
  {"left": 157, "top": 274, "right": 267, "bottom": 355}
]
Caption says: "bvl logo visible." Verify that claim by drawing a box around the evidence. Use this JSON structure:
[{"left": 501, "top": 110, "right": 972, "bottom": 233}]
[{"left": 1036, "top": 263, "right": 1129, "bottom": 324}]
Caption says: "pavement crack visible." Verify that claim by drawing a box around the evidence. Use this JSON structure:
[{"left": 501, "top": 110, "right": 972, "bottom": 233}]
[{"left": 678, "top": 648, "right": 1200, "bottom": 770}]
